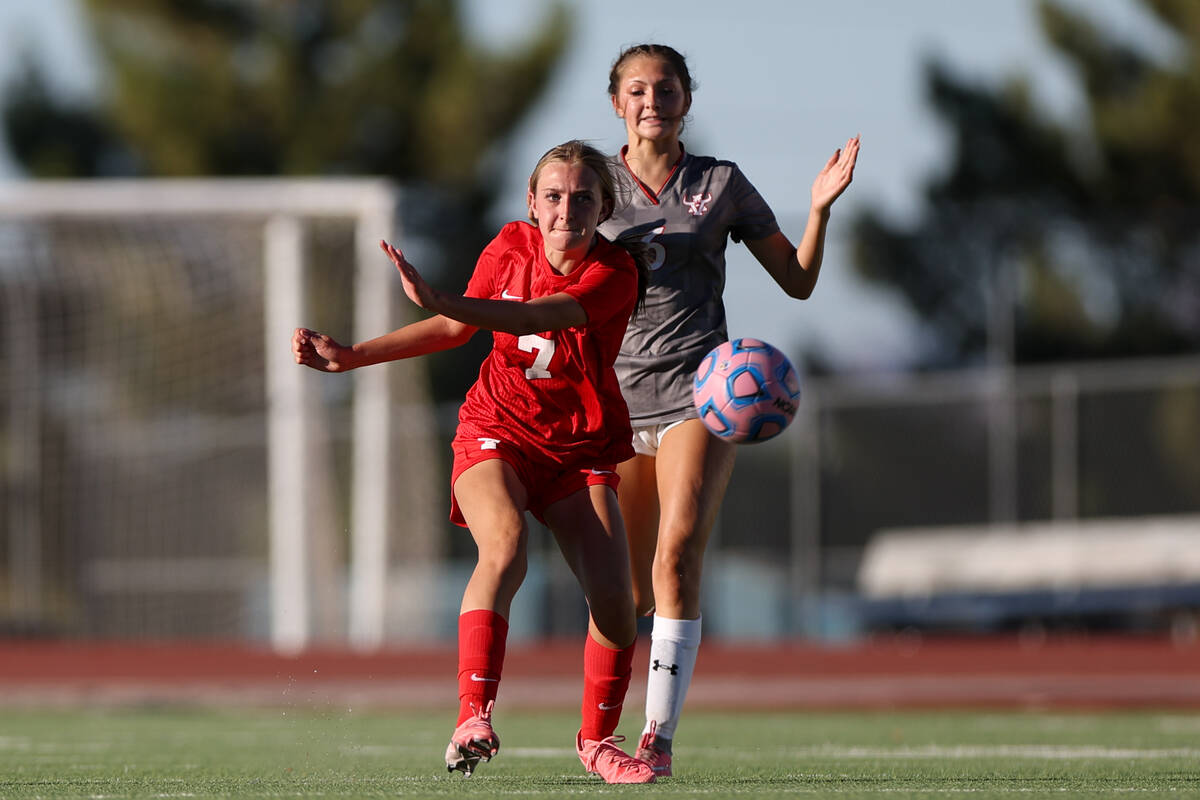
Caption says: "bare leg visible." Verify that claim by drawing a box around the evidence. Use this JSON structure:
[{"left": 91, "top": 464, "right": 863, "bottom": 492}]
[
  {"left": 639, "top": 419, "right": 736, "bottom": 760},
  {"left": 616, "top": 453, "right": 660, "bottom": 617},
  {"left": 443, "top": 459, "right": 529, "bottom": 777},
  {"left": 652, "top": 419, "right": 735, "bottom": 619},
  {"left": 453, "top": 460, "right": 530, "bottom": 617},
  {"left": 545, "top": 485, "right": 653, "bottom": 784},
  {"left": 544, "top": 484, "right": 637, "bottom": 648}
]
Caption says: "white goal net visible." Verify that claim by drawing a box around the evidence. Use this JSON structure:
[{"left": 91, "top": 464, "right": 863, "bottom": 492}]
[{"left": 0, "top": 179, "right": 443, "bottom": 651}]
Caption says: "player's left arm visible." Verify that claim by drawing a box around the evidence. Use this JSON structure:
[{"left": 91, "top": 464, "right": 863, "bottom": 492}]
[
  {"left": 748, "top": 134, "right": 859, "bottom": 300},
  {"left": 380, "top": 239, "right": 586, "bottom": 334}
]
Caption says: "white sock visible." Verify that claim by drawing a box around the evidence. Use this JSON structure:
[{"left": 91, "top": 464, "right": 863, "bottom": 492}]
[{"left": 642, "top": 614, "right": 701, "bottom": 744}]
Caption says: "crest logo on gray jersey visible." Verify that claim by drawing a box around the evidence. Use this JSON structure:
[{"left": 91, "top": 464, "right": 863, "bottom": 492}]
[{"left": 684, "top": 192, "right": 713, "bottom": 216}]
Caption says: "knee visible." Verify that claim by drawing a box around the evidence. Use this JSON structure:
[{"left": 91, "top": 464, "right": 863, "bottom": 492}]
[
  {"left": 654, "top": 536, "right": 703, "bottom": 587},
  {"left": 476, "top": 533, "right": 528, "bottom": 589},
  {"left": 583, "top": 575, "right": 637, "bottom": 633},
  {"left": 594, "top": 584, "right": 636, "bottom": 621},
  {"left": 590, "top": 603, "right": 637, "bottom": 648}
]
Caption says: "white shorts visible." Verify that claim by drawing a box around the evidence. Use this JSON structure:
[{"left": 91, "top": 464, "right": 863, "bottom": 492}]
[{"left": 631, "top": 419, "right": 690, "bottom": 457}]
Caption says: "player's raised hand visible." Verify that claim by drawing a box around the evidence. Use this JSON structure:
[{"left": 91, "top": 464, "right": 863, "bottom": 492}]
[
  {"left": 380, "top": 239, "right": 439, "bottom": 311},
  {"left": 292, "top": 327, "right": 352, "bottom": 372},
  {"left": 810, "top": 134, "right": 859, "bottom": 212}
]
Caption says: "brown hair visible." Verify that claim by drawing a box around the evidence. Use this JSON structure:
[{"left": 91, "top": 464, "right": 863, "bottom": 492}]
[
  {"left": 607, "top": 43, "right": 696, "bottom": 99},
  {"left": 527, "top": 139, "right": 649, "bottom": 311}
]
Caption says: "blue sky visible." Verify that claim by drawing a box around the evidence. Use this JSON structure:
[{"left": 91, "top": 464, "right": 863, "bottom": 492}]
[{"left": 0, "top": 0, "right": 1170, "bottom": 370}]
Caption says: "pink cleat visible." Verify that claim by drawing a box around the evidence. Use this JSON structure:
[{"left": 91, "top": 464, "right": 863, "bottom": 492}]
[
  {"left": 444, "top": 701, "right": 499, "bottom": 777},
  {"left": 635, "top": 721, "right": 672, "bottom": 777},
  {"left": 576, "top": 730, "right": 656, "bottom": 784}
]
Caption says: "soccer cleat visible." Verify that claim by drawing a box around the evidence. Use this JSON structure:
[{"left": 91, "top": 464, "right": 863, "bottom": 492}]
[
  {"left": 444, "top": 700, "right": 500, "bottom": 777},
  {"left": 635, "top": 721, "right": 673, "bottom": 777},
  {"left": 576, "top": 730, "right": 656, "bottom": 784}
]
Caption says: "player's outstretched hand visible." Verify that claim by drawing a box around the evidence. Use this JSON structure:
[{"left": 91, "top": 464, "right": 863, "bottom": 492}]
[
  {"left": 380, "top": 239, "right": 439, "bottom": 311},
  {"left": 292, "top": 327, "right": 352, "bottom": 372},
  {"left": 811, "top": 134, "right": 860, "bottom": 213}
]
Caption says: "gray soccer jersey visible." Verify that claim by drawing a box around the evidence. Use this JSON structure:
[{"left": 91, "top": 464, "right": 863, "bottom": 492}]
[{"left": 599, "top": 150, "right": 780, "bottom": 425}]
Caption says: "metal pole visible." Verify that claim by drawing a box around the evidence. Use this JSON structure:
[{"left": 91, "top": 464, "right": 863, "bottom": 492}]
[
  {"left": 789, "top": 382, "right": 822, "bottom": 635},
  {"left": 986, "top": 253, "right": 1019, "bottom": 524},
  {"left": 1051, "top": 370, "right": 1079, "bottom": 519},
  {"left": 5, "top": 278, "right": 42, "bottom": 622},
  {"left": 265, "top": 214, "right": 311, "bottom": 653},
  {"left": 348, "top": 203, "right": 395, "bottom": 651}
]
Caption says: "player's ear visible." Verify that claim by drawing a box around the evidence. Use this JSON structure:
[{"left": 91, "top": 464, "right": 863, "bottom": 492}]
[
  {"left": 527, "top": 189, "right": 537, "bottom": 223},
  {"left": 611, "top": 93, "right": 622, "bottom": 117}
]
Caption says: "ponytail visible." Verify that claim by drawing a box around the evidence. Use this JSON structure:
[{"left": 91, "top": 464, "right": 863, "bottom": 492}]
[{"left": 607, "top": 237, "right": 650, "bottom": 314}]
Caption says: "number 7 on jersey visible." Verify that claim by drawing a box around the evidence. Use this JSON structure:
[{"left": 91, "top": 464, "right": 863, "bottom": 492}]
[{"left": 518, "top": 334, "right": 555, "bottom": 379}]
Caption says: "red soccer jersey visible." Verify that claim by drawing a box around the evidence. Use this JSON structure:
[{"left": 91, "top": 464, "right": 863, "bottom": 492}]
[{"left": 455, "top": 221, "right": 638, "bottom": 468}]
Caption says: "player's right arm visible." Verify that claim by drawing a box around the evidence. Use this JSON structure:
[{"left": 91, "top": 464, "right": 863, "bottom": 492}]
[
  {"left": 292, "top": 315, "right": 475, "bottom": 373},
  {"left": 381, "top": 238, "right": 589, "bottom": 335}
]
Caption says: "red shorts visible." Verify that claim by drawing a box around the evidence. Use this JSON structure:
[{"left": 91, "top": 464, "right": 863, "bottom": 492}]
[{"left": 449, "top": 434, "right": 620, "bottom": 527}]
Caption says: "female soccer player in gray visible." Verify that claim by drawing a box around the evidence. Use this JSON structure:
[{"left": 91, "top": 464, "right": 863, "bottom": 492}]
[{"left": 599, "top": 43, "right": 859, "bottom": 777}]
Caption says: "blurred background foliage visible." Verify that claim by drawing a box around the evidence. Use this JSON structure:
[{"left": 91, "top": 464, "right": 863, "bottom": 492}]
[
  {"left": 2, "top": 0, "right": 572, "bottom": 402},
  {"left": 6, "top": 0, "right": 1198, "bottom": 382},
  {"left": 2, "top": 0, "right": 1199, "bottom": 640},
  {"left": 851, "top": 0, "right": 1200, "bottom": 370}
]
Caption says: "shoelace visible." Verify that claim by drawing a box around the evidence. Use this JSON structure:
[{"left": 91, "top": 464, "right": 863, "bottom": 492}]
[
  {"left": 583, "top": 735, "right": 629, "bottom": 769},
  {"left": 469, "top": 699, "right": 495, "bottom": 724}
]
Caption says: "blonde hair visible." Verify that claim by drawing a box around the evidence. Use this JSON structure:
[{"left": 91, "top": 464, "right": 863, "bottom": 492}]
[
  {"left": 526, "top": 139, "right": 648, "bottom": 311},
  {"left": 527, "top": 140, "right": 617, "bottom": 224}
]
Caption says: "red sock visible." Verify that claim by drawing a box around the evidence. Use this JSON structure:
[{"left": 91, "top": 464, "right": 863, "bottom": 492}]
[
  {"left": 456, "top": 609, "right": 508, "bottom": 724},
  {"left": 580, "top": 633, "right": 635, "bottom": 741}
]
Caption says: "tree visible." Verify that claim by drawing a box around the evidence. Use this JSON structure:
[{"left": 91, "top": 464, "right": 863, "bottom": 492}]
[
  {"left": 851, "top": 0, "right": 1200, "bottom": 369},
  {"left": 0, "top": 0, "right": 573, "bottom": 638},
  {"left": 3, "top": 0, "right": 572, "bottom": 398},
  {"left": 7, "top": 0, "right": 568, "bottom": 183}
]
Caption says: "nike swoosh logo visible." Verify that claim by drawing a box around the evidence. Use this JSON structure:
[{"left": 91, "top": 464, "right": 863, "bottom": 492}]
[
  {"left": 590, "top": 468, "right": 613, "bottom": 475},
  {"left": 598, "top": 701, "right": 622, "bottom": 710},
  {"left": 501, "top": 290, "right": 523, "bottom": 300},
  {"left": 470, "top": 673, "right": 499, "bottom": 682}
]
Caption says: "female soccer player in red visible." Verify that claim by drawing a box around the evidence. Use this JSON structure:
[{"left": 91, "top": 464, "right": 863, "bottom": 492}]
[
  {"left": 598, "top": 44, "right": 860, "bottom": 777},
  {"left": 292, "top": 140, "right": 655, "bottom": 784}
]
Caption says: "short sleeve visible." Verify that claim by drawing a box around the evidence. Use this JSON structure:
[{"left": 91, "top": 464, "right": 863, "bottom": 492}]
[
  {"left": 727, "top": 166, "right": 780, "bottom": 244},
  {"left": 464, "top": 232, "right": 505, "bottom": 299},
  {"left": 561, "top": 245, "right": 638, "bottom": 327}
]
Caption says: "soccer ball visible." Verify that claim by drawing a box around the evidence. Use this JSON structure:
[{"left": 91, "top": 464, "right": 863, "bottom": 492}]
[{"left": 692, "top": 338, "right": 800, "bottom": 444}]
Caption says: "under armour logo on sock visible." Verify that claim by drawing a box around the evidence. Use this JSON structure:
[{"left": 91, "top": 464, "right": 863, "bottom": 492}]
[{"left": 651, "top": 659, "right": 679, "bottom": 675}]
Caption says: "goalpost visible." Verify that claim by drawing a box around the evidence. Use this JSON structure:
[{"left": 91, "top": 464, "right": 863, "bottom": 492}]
[{"left": 0, "top": 178, "right": 440, "bottom": 652}]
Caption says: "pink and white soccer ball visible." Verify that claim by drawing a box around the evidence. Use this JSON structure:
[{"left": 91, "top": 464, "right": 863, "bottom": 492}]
[{"left": 692, "top": 338, "right": 801, "bottom": 444}]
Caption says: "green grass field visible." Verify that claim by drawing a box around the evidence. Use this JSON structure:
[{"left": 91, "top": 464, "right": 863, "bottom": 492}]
[{"left": 1, "top": 708, "right": 1198, "bottom": 799}]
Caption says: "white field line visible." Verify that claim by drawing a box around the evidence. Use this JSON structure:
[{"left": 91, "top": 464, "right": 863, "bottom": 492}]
[
  {"left": 343, "top": 743, "right": 1200, "bottom": 760},
  {"left": 733, "top": 744, "right": 1200, "bottom": 760}
]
